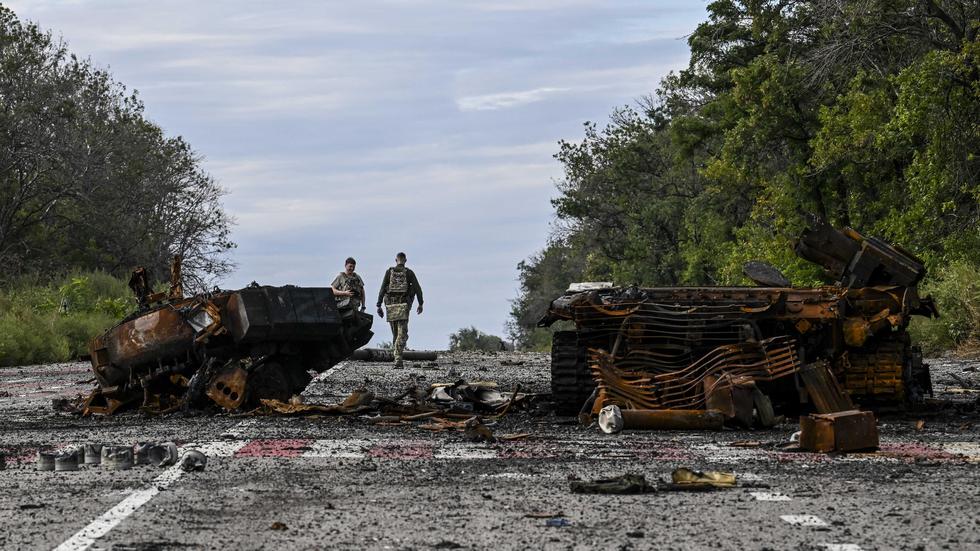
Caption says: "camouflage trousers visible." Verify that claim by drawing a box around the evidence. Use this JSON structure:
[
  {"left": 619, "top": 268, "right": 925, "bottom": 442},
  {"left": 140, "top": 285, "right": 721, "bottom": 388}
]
[{"left": 388, "top": 319, "right": 409, "bottom": 363}]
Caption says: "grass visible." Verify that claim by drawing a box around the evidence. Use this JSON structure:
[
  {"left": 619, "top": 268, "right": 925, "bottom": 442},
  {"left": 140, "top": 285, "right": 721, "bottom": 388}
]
[
  {"left": 0, "top": 271, "right": 133, "bottom": 366},
  {"left": 908, "top": 260, "right": 980, "bottom": 355}
]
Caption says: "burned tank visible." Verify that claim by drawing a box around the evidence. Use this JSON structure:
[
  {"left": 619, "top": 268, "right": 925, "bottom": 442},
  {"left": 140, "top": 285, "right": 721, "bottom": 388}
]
[
  {"left": 83, "top": 259, "right": 373, "bottom": 415},
  {"left": 539, "top": 221, "right": 938, "bottom": 419}
]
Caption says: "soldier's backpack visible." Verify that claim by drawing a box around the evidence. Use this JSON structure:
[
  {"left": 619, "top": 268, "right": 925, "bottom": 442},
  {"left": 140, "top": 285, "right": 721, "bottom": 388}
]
[{"left": 388, "top": 267, "right": 409, "bottom": 294}]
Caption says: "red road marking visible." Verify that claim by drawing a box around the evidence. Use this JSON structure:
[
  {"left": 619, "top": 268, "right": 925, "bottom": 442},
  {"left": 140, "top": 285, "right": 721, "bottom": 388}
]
[
  {"left": 235, "top": 439, "right": 311, "bottom": 458},
  {"left": 878, "top": 443, "right": 959, "bottom": 462}
]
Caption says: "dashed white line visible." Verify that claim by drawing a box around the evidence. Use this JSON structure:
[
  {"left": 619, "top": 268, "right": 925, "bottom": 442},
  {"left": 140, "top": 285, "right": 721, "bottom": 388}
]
[
  {"left": 53, "top": 440, "right": 247, "bottom": 551},
  {"left": 780, "top": 514, "right": 828, "bottom": 527},
  {"left": 750, "top": 491, "right": 791, "bottom": 501}
]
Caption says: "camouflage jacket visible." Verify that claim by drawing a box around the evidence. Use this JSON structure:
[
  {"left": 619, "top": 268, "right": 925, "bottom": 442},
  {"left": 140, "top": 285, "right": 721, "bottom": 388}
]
[{"left": 376, "top": 266, "right": 423, "bottom": 308}]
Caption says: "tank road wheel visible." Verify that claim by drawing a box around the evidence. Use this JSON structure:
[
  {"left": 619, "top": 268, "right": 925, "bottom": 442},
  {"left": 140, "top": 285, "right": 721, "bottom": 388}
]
[
  {"left": 550, "top": 331, "right": 595, "bottom": 416},
  {"left": 247, "top": 363, "right": 291, "bottom": 406}
]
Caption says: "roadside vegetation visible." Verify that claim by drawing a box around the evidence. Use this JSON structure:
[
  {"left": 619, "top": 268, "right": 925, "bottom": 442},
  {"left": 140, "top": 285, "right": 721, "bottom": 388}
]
[
  {"left": 0, "top": 272, "right": 133, "bottom": 366},
  {"left": 449, "top": 326, "right": 509, "bottom": 352},
  {"left": 510, "top": 1, "right": 980, "bottom": 354},
  {"left": 0, "top": 7, "right": 234, "bottom": 366}
]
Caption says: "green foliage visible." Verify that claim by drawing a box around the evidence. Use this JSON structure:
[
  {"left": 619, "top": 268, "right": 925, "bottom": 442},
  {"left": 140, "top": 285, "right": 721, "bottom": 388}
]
[
  {"left": 0, "top": 6, "right": 235, "bottom": 289},
  {"left": 0, "top": 271, "right": 132, "bottom": 366},
  {"left": 449, "top": 326, "right": 508, "bottom": 352},
  {"left": 511, "top": 0, "right": 980, "bottom": 353},
  {"left": 909, "top": 260, "right": 980, "bottom": 353}
]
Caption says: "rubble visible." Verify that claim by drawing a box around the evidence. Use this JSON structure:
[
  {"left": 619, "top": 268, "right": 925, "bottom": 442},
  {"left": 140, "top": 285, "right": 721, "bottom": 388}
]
[{"left": 569, "top": 473, "right": 655, "bottom": 494}]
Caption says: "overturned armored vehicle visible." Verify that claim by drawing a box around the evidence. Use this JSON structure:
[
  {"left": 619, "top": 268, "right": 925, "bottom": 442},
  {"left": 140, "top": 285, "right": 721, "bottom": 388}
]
[
  {"left": 84, "top": 260, "right": 373, "bottom": 415},
  {"left": 540, "top": 222, "right": 938, "bottom": 420}
]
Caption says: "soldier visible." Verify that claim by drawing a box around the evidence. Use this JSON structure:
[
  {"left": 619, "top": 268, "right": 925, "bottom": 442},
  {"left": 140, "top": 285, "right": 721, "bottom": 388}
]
[
  {"left": 331, "top": 257, "right": 366, "bottom": 312},
  {"left": 376, "top": 252, "right": 423, "bottom": 368}
]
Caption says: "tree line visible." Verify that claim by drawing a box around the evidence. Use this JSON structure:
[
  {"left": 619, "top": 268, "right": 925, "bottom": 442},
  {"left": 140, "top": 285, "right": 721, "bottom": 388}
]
[
  {"left": 510, "top": 0, "right": 979, "bottom": 351},
  {"left": 0, "top": 7, "right": 234, "bottom": 290}
]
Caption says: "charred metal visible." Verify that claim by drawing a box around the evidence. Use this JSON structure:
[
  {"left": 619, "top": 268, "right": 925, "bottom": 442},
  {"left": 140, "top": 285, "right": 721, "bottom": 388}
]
[
  {"left": 540, "top": 221, "right": 938, "bottom": 442},
  {"left": 83, "top": 258, "right": 374, "bottom": 415}
]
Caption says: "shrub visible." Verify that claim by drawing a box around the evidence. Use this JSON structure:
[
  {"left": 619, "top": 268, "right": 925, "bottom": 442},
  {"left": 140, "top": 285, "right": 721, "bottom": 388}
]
[
  {"left": 449, "top": 326, "right": 509, "bottom": 352},
  {"left": 909, "top": 260, "right": 980, "bottom": 354},
  {"left": 0, "top": 271, "right": 132, "bottom": 366}
]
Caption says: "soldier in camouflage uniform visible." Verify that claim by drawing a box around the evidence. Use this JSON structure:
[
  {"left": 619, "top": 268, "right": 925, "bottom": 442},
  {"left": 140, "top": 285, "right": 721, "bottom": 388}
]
[
  {"left": 376, "top": 252, "right": 423, "bottom": 368},
  {"left": 331, "top": 257, "right": 366, "bottom": 312}
]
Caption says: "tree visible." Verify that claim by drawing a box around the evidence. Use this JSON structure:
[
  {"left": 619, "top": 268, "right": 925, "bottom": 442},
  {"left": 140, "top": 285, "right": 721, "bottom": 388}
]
[
  {"left": 449, "top": 327, "right": 509, "bottom": 352},
  {"left": 0, "top": 6, "right": 235, "bottom": 289}
]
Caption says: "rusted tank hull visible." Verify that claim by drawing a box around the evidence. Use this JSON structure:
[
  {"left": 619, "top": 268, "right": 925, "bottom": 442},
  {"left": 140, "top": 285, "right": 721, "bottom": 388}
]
[
  {"left": 542, "top": 221, "right": 937, "bottom": 418},
  {"left": 86, "top": 283, "right": 373, "bottom": 415}
]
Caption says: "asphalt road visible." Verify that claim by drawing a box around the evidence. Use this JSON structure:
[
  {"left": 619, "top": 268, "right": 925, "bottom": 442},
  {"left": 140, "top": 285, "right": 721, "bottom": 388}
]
[{"left": 1, "top": 352, "right": 978, "bottom": 551}]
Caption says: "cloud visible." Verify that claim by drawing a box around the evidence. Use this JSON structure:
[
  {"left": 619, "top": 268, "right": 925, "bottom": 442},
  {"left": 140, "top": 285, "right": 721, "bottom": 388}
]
[{"left": 456, "top": 87, "right": 570, "bottom": 111}]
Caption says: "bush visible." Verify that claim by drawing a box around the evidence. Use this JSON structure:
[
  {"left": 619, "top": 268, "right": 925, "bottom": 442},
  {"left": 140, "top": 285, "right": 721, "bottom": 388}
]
[
  {"left": 909, "top": 260, "right": 980, "bottom": 354},
  {"left": 0, "top": 271, "right": 133, "bottom": 366},
  {"left": 449, "top": 326, "right": 509, "bottom": 352}
]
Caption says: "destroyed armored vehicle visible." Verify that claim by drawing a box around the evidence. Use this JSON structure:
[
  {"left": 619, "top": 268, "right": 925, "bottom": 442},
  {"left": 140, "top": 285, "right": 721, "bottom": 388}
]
[
  {"left": 540, "top": 221, "right": 938, "bottom": 419},
  {"left": 84, "top": 259, "right": 373, "bottom": 415}
]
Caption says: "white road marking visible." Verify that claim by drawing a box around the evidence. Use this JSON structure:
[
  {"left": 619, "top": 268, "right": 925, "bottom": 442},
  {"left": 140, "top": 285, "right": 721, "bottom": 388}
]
[
  {"left": 750, "top": 492, "right": 791, "bottom": 501},
  {"left": 820, "top": 545, "right": 862, "bottom": 551},
  {"left": 942, "top": 442, "right": 980, "bottom": 462},
  {"left": 53, "top": 440, "right": 247, "bottom": 551},
  {"left": 220, "top": 419, "right": 257, "bottom": 439},
  {"left": 434, "top": 443, "right": 497, "bottom": 460},
  {"left": 780, "top": 514, "right": 828, "bottom": 527},
  {"left": 303, "top": 439, "right": 375, "bottom": 458}
]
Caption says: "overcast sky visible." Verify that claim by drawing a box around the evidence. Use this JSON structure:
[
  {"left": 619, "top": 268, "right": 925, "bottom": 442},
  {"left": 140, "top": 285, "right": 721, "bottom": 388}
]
[{"left": 8, "top": 0, "right": 708, "bottom": 349}]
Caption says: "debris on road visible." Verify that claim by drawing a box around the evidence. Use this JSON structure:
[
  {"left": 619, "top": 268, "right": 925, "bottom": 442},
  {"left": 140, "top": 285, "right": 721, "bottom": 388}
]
[
  {"left": 180, "top": 450, "right": 207, "bottom": 472},
  {"left": 36, "top": 452, "right": 55, "bottom": 471},
  {"left": 800, "top": 410, "right": 880, "bottom": 453},
  {"left": 544, "top": 518, "right": 572, "bottom": 528},
  {"left": 569, "top": 473, "right": 655, "bottom": 494},
  {"left": 54, "top": 451, "right": 78, "bottom": 472},
  {"left": 661, "top": 468, "right": 736, "bottom": 491}
]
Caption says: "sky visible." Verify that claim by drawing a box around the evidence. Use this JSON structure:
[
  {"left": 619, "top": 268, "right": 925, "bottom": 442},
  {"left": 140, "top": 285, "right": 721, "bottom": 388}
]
[{"left": 7, "top": 0, "right": 708, "bottom": 349}]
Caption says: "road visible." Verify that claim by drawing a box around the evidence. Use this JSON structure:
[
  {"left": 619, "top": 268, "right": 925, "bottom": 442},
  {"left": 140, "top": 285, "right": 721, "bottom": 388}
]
[{"left": 1, "top": 353, "right": 978, "bottom": 550}]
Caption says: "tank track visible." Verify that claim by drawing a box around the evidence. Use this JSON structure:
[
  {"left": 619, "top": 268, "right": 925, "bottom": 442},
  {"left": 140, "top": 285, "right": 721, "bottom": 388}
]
[{"left": 550, "top": 330, "right": 595, "bottom": 416}]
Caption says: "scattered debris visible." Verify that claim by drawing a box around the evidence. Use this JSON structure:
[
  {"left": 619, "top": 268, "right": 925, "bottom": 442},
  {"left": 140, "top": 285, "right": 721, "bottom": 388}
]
[
  {"left": 82, "top": 444, "right": 103, "bottom": 465},
  {"left": 661, "top": 468, "right": 736, "bottom": 491},
  {"left": 598, "top": 405, "right": 724, "bottom": 433},
  {"left": 36, "top": 452, "right": 55, "bottom": 471},
  {"left": 799, "top": 410, "right": 879, "bottom": 453},
  {"left": 463, "top": 417, "right": 495, "bottom": 443},
  {"left": 54, "top": 451, "right": 79, "bottom": 472},
  {"left": 180, "top": 450, "right": 207, "bottom": 472},
  {"left": 569, "top": 473, "right": 655, "bottom": 495},
  {"left": 270, "top": 522, "right": 288, "bottom": 531},
  {"left": 104, "top": 447, "right": 134, "bottom": 470},
  {"left": 544, "top": 518, "right": 572, "bottom": 528}
]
